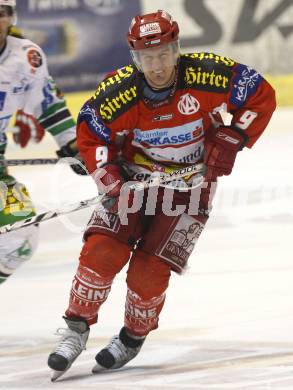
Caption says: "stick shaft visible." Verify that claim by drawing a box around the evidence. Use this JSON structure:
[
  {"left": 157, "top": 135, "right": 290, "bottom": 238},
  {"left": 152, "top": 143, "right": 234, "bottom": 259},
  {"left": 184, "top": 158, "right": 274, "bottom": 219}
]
[
  {"left": 0, "top": 195, "right": 106, "bottom": 235},
  {"left": 0, "top": 162, "right": 206, "bottom": 235},
  {"left": 0, "top": 158, "right": 59, "bottom": 166}
]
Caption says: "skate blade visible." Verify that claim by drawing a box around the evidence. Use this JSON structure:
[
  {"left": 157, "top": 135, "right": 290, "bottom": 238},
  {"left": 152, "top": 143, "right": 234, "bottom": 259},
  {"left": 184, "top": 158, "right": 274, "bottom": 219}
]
[
  {"left": 92, "top": 362, "right": 125, "bottom": 373},
  {"left": 51, "top": 369, "right": 66, "bottom": 382},
  {"left": 92, "top": 362, "right": 111, "bottom": 373}
]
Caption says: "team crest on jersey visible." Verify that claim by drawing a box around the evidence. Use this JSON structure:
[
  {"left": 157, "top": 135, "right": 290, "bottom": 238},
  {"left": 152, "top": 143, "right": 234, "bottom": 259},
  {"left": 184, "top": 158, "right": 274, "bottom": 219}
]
[
  {"left": 178, "top": 94, "right": 200, "bottom": 115},
  {"left": 27, "top": 49, "right": 43, "bottom": 68}
]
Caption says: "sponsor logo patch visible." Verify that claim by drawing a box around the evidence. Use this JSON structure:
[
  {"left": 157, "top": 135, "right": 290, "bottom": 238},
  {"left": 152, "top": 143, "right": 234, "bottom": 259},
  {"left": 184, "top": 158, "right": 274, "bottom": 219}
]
[
  {"left": 185, "top": 66, "right": 230, "bottom": 92},
  {"left": 133, "top": 119, "right": 203, "bottom": 147},
  {"left": 99, "top": 86, "right": 137, "bottom": 122},
  {"left": 94, "top": 66, "right": 135, "bottom": 98},
  {"left": 216, "top": 131, "right": 240, "bottom": 144},
  {"left": 27, "top": 49, "right": 43, "bottom": 68},
  {"left": 156, "top": 214, "right": 204, "bottom": 271},
  {"left": 184, "top": 52, "right": 235, "bottom": 67},
  {"left": 140, "top": 22, "right": 161, "bottom": 37},
  {"left": 78, "top": 102, "right": 110, "bottom": 143},
  {"left": 230, "top": 64, "right": 263, "bottom": 108},
  {"left": 153, "top": 113, "right": 173, "bottom": 121},
  {"left": 87, "top": 210, "right": 120, "bottom": 233}
]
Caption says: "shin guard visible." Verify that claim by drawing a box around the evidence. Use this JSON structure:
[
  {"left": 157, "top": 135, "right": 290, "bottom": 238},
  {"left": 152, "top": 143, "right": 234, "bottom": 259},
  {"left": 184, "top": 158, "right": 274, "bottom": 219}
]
[
  {"left": 65, "top": 264, "right": 113, "bottom": 325},
  {"left": 124, "top": 288, "right": 166, "bottom": 336}
]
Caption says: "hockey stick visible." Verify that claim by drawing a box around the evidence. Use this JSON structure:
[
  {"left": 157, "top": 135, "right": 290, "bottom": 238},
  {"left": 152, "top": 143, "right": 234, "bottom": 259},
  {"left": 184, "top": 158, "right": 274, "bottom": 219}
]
[
  {"left": 0, "top": 156, "right": 86, "bottom": 167},
  {"left": 0, "top": 195, "right": 106, "bottom": 235},
  {"left": 0, "top": 162, "right": 206, "bottom": 235},
  {"left": 128, "top": 162, "right": 206, "bottom": 190},
  {"left": 0, "top": 158, "right": 59, "bottom": 166}
]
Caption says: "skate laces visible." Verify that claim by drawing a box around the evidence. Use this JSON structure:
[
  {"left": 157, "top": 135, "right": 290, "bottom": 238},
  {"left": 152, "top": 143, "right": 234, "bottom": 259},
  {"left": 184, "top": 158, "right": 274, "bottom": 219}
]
[
  {"left": 53, "top": 328, "right": 87, "bottom": 359},
  {"left": 106, "top": 335, "right": 136, "bottom": 361}
]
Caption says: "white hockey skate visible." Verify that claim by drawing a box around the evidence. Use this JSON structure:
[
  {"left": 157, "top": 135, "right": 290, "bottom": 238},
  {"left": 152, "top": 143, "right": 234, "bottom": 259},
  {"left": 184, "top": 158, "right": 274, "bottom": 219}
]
[
  {"left": 47, "top": 316, "right": 89, "bottom": 382},
  {"left": 92, "top": 327, "right": 145, "bottom": 372}
]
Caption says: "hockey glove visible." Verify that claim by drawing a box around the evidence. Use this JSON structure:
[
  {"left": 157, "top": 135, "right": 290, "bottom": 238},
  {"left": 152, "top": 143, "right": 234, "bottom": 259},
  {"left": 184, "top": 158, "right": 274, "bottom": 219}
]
[
  {"left": 56, "top": 139, "right": 87, "bottom": 175},
  {"left": 204, "top": 126, "right": 248, "bottom": 178},
  {"left": 93, "top": 163, "right": 124, "bottom": 213},
  {"left": 13, "top": 110, "right": 45, "bottom": 148}
]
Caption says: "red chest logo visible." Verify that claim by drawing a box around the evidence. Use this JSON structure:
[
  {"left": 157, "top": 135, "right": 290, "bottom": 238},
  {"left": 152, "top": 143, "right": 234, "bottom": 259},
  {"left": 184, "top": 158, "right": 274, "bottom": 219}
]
[{"left": 178, "top": 93, "right": 200, "bottom": 115}]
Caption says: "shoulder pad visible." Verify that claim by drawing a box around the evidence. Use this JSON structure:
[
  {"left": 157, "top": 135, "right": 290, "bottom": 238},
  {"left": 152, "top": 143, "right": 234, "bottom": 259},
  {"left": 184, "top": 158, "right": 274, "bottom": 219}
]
[
  {"left": 94, "top": 65, "right": 137, "bottom": 98},
  {"left": 91, "top": 65, "right": 139, "bottom": 123},
  {"left": 23, "top": 44, "right": 44, "bottom": 70},
  {"left": 11, "top": 38, "right": 46, "bottom": 74},
  {"left": 182, "top": 52, "right": 235, "bottom": 68},
  {"left": 180, "top": 52, "right": 235, "bottom": 93}
]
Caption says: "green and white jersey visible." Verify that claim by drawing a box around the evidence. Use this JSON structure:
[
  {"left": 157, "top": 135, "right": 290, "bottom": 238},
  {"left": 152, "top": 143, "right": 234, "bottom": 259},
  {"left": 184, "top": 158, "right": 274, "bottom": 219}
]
[{"left": 0, "top": 35, "right": 76, "bottom": 150}]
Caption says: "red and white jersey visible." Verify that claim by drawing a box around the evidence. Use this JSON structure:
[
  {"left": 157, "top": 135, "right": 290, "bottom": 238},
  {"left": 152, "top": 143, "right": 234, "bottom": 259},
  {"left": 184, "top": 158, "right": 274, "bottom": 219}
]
[{"left": 77, "top": 52, "right": 276, "bottom": 179}]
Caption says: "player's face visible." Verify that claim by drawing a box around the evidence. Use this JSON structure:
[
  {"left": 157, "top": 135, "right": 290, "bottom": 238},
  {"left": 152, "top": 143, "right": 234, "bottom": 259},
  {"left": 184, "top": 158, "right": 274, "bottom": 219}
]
[
  {"left": 139, "top": 45, "right": 177, "bottom": 89},
  {"left": 0, "top": 6, "right": 11, "bottom": 50}
]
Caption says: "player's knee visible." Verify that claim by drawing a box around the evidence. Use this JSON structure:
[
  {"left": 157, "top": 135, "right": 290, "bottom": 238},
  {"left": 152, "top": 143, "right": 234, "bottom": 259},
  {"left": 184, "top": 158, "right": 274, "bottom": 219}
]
[
  {"left": 79, "top": 234, "right": 131, "bottom": 277},
  {"left": 127, "top": 250, "right": 171, "bottom": 300}
]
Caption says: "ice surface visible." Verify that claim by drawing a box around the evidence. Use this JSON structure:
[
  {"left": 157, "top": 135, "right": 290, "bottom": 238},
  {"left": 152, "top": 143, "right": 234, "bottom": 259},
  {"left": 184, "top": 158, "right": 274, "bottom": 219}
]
[{"left": 0, "top": 108, "right": 293, "bottom": 389}]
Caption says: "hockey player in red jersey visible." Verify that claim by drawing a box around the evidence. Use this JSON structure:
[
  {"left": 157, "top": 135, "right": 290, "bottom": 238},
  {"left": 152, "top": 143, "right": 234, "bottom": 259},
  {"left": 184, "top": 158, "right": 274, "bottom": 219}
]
[{"left": 48, "top": 10, "right": 276, "bottom": 380}]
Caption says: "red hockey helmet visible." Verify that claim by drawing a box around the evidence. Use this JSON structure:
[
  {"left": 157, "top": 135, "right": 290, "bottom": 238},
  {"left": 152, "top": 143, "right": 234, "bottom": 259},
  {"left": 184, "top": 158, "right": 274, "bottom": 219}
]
[
  {"left": 127, "top": 10, "right": 180, "bottom": 72},
  {"left": 127, "top": 10, "right": 179, "bottom": 50}
]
